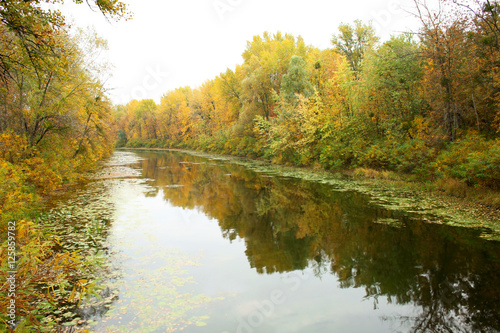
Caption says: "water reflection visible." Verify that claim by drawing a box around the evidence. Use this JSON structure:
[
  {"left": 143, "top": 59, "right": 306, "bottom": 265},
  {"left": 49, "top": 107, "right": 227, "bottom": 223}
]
[{"left": 136, "top": 150, "right": 500, "bottom": 333}]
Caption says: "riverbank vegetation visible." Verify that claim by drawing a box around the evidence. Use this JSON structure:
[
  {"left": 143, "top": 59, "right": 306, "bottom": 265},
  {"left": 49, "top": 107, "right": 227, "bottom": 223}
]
[
  {"left": 114, "top": 0, "right": 500, "bottom": 207},
  {"left": 0, "top": 0, "right": 128, "bottom": 331}
]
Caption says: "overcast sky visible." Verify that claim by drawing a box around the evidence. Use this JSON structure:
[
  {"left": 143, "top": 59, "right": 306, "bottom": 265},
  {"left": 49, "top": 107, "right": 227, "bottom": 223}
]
[{"left": 56, "top": 0, "right": 421, "bottom": 105}]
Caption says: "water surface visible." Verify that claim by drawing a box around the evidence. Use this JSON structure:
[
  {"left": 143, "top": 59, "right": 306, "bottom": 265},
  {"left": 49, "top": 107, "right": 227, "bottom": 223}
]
[{"left": 48, "top": 150, "right": 500, "bottom": 333}]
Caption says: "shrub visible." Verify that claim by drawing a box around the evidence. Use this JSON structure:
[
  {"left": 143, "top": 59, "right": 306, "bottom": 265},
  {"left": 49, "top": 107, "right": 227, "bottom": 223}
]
[
  {"left": 435, "top": 133, "right": 500, "bottom": 189},
  {"left": 359, "top": 142, "right": 394, "bottom": 169},
  {"left": 394, "top": 139, "right": 437, "bottom": 176},
  {"left": 0, "top": 160, "right": 36, "bottom": 225}
]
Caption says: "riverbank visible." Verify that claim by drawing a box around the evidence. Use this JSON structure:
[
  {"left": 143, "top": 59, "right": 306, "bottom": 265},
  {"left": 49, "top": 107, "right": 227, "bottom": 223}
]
[
  {"left": 0, "top": 132, "right": 113, "bottom": 332},
  {"left": 119, "top": 147, "right": 500, "bottom": 241}
]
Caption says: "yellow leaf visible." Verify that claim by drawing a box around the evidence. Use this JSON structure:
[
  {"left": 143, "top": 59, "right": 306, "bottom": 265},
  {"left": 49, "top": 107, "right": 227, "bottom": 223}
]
[{"left": 68, "top": 287, "right": 76, "bottom": 303}]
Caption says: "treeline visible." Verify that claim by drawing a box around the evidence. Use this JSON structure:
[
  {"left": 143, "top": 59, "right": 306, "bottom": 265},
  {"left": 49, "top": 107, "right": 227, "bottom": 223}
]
[
  {"left": 0, "top": 1, "right": 128, "bottom": 330},
  {"left": 115, "top": 0, "right": 500, "bottom": 193}
]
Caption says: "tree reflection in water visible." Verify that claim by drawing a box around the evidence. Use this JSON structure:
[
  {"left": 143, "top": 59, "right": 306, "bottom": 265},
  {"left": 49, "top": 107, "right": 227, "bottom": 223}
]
[{"left": 138, "top": 151, "right": 500, "bottom": 333}]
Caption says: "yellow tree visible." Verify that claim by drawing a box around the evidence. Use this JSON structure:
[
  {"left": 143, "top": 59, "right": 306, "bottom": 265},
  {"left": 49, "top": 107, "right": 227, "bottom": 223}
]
[
  {"left": 0, "top": 0, "right": 129, "bottom": 94},
  {"left": 158, "top": 87, "right": 193, "bottom": 142},
  {"left": 213, "top": 66, "right": 243, "bottom": 126},
  {"left": 238, "top": 31, "right": 309, "bottom": 134},
  {"left": 191, "top": 80, "right": 217, "bottom": 136}
]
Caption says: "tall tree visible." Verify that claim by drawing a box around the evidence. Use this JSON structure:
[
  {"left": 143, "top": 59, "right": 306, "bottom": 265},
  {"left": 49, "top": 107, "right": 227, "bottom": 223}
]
[
  {"left": 281, "top": 55, "right": 314, "bottom": 106},
  {"left": 413, "top": 0, "right": 488, "bottom": 140},
  {"left": 239, "top": 32, "right": 308, "bottom": 130},
  {"left": 331, "top": 20, "right": 379, "bottom": 76},
  {"left": 361, "top": 34, "right": 425, "bottom": 138},
  {"left": 446, "top": 0, "right": 500, "bottom": 132},
  {"left": 214, "top": 66, "right": 243, "bottom": 123}
]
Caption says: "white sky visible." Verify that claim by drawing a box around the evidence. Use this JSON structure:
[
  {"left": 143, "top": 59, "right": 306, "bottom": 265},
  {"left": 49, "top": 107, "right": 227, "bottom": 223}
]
[{"left": 56, "top": 0, "right": 421, "bottom": 105}]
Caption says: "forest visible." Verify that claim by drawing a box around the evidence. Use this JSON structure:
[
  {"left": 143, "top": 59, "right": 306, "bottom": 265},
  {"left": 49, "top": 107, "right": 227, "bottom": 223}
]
[
  {"left": 1, "top": 0, "right": 500, "bottom": 331},
  {"left": 115, "top": 0, "right": 500, "bottom": 206}
]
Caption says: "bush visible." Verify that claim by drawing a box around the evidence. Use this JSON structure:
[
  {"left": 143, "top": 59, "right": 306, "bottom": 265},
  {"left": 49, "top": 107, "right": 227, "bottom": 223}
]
[
  {"left": 319, "top": 142, "right": 343, "bottom": 169},
  {"left": 394, "top": 139, "right": 437, "bottom": 176},
  {"left": 359, "top": 142, "right": 394, "bottom": 169},
  {"left": 435, "top": 133, "right": 500, "bottom": 189},
  {"left": 126, "top": 138, "right": 146, "bottom": 148},
  {"left": 0, "top": 160, "right": 36, "bottom": 225}
]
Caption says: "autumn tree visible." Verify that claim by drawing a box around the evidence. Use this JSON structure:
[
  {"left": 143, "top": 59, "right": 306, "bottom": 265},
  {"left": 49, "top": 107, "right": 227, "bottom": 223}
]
[
  {"left": 238, "top": 31, "right": 309, "bottom": 135},
  {"left": 331, "top": 20, "right": 379, "bottom": 76},
  {"left": 0, "top": 0, "right": 129, "bottom": 83},
  {"left": 0, "top": 0, "right": 128, "bottom": 149},
  {"left": 413, "top": 0, "right": 497, "bottom": 140},
  {"left": 444, "top": 0, "right": 500, "bottom": 132},
  {"left": 158, "top": 87, "right": 193, "bottom": 142},
  {"left": 213, "top": 66, "right": 243, "bottom": 124}
]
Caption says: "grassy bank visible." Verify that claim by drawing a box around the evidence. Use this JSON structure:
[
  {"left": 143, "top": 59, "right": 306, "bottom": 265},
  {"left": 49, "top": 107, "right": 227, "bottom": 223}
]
[{"left": 351, "top": 167, "right": 500, "bottom": 210}]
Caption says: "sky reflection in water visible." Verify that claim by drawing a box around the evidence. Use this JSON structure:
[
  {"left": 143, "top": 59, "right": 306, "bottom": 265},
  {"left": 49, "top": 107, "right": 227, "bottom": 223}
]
[{"left": 54, "top": 150, "right": 500, "bottom": 333}]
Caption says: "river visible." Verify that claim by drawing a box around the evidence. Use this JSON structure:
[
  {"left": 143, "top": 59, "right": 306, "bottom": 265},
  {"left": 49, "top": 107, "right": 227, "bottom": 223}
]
[{"left": 45, "top": 150, "right": 500, "bottom": 333}]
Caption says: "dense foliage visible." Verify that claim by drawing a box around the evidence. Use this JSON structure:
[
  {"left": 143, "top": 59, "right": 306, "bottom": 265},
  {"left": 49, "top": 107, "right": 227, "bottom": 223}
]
[
  {"left": 115, "top": 0, "right": 500, "bottom": 195},
  {"left": 0, "top": 0, "right": 128, "bottom": 331}
]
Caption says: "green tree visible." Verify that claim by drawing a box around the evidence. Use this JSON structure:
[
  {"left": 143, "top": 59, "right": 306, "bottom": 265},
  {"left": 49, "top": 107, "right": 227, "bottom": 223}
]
[
  {"left": 281, "top": 55, "right": 314, "bottom": 106},
  {"left": 362, "top": 34, "right": 425, "bottom": 138}
]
